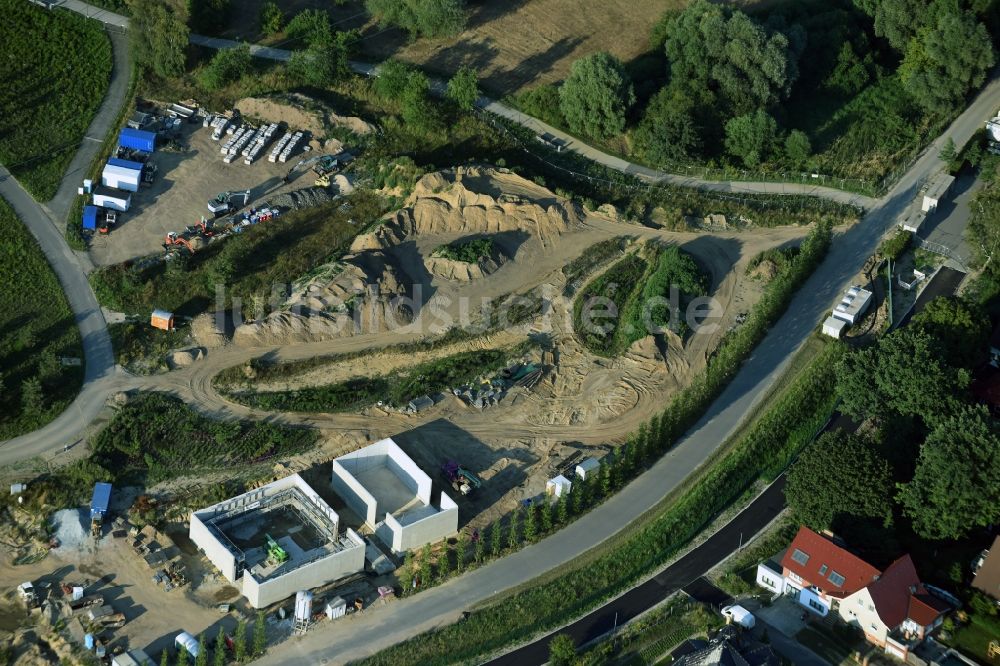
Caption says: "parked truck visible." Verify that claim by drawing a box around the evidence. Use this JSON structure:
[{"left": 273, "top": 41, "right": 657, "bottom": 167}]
[{"left": 207, "top": 190, "right": 251, "bottom": 215}]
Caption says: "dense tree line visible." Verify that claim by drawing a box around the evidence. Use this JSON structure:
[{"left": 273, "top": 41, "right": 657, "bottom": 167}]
[
  {"left": 365, "top": 0, "right": 466, "bottom": 38},
  {"left": 518, "top": 0, "right": 995, "bottom": 179},
  {"left": 785, "top": 296, "right": 1000, "bottom": 544}
]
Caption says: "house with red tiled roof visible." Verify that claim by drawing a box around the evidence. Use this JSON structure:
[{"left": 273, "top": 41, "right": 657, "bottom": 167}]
[{"left": 756, "top": 527, "right": 951, "bottom": 659}]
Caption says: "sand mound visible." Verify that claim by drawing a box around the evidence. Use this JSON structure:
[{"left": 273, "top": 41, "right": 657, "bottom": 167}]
[
  {"left": 351, "top": 166, "right": 582, "bottom": 253},
  {"left": 235, "top": 93, "right": 375, "bottom": 139},
  {"left": 424, "top": 252, "right": 507, "bottom": 281},
  {"left": 191, "top": 313, "right": 226, "bottom": 348},
  {"left": 167, "top": 347, "right": 205, "bottom": 368},
  {"left": 750, "top": 259, "right": 779, "bottom": 281}
]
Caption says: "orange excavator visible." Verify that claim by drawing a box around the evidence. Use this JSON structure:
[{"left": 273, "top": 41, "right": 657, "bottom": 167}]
[
  {"left": 164, "top": 232, "right": 196, "bottom": 253},
  {"left": 186, "top": 217, "right": 214, "bottom": 238}
]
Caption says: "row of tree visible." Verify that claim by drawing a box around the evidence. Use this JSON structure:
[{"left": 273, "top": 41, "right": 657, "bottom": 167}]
[
  {"left": 785, "top": 296, "right": 999, "bottom": 545},
  {"left": 159, "top": 613, "right": 266, "bottom": 666}
]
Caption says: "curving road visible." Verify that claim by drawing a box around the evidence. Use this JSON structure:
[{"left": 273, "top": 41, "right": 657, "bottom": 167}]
[{"left": 2, "top": 3, "right": 999, "bottom": 663}]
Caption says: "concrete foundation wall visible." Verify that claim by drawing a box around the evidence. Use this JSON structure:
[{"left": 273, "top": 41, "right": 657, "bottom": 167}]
[
  {"left": 384, "top": 441, "right": 431, "bottom": 504},
  {"left": 241, "top": 529, "right": 366, "bottom": 608},
  {"left": 189, "top": 513, "right": 237, "bottom": 581},
  {"left": 331, "top": 460, "right": 378, "bottom": 526},
  {"left": 379, "top": 492, "right": 459, "bottom": 554}
]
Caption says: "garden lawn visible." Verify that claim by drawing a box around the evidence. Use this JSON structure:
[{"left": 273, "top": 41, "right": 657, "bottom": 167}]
[
  {"left": 0, "top": 0, "right": 112, "bottom": 200},
  {"left": 0, "top": 198, "right": 83, "bottom": 438}
]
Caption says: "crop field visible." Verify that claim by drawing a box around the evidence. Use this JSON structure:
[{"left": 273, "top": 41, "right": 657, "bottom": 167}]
[
  {"left": 0, "top": 0, "right": 112, "bottom": 200},
  {"left": 0, "top": 199, "right": 83, "bottom": 439},
  {"left": 228, "top": 342, "right": 531, "bottom": 412},
  {"left": 90, "top": 192, "right": 385, "bottom": 317}
]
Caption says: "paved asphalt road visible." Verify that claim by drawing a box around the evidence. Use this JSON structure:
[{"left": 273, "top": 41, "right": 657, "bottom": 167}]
[
  {"left": 488, "top": 477, "right": 788, "bottom": 665},
  {"left": 3, "top": 3, "right": 996, "bottom": 663}
]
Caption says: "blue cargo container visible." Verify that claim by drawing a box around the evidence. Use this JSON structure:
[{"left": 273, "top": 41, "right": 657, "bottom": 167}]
[
  {"left": 107, "top": 157, "right": 144, "bottom": 172},
  {"left": 118, "top": 128, "right": 156, "bottom": 153},
  {"left": 82, "top": 205, "right": 98, "bottom": 231},
  {"left": 90, "top": 482, "right": 112, "bottom": 521}
]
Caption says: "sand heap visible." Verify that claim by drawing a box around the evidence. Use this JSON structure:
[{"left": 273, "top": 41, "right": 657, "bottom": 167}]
[
  {"left": 424, "top": 252, "right": 507, "bottom": 281},
  {"left": 353, "top": 166, "right": 582, "bottom": 252},
  {"left": 232, "top": 167, "right": 581, "bottom": 346},
  {"left": 235, "top": 93, "right": 375, "bottom": 139}
]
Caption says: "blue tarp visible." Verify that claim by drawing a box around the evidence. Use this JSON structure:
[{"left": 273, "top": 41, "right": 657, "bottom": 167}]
[
  {"left": 90, "top": 482, "right": 112, "bottom": 521},
  {"left": 118, "top": 128, "right": 156, "bottom": 152},
  {"left": 82, "top": 205, "right": 98, "bottom": 231},
  {"left": 107, "top": 157, "right": 143, "bottom": 171}
]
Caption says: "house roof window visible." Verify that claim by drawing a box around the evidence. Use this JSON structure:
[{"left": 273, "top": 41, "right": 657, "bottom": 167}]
[{"left": 791, "top": 548, "right": 810, "bottom": 566}]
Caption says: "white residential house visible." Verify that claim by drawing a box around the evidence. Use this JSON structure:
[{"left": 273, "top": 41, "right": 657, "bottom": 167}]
[{"left": 756, "top": 527, "right": 950, "bottom": 660}]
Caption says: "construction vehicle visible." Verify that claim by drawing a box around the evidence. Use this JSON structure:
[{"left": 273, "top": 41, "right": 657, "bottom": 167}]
[
  {"left": 283, "top": 154, "right": 336, "bottom": 183},
  {"left": 314, "top": 173, "right": 332, "bottom": 188},
  {"left": 186, "top": 217, "right": 214, "bottom": 238},
  {"left": 164, "top": 232, "right": 197, "bottom": 253},
  {"left": 207, "top": 190, "right": 251, "bottom": 216},
  {"left": 441, "top": 460, "right": 483, "bottom": 496},
  {"left": 69, "top": 593, "right": 104, "bottom": 611},
  {"left": 97, "top": 209, "right": 116, "bottom": 235},
  {"left": 265, "top": 533, "right": 289, "bottom": 564},
  {"left": 17, "top": 582, "right": 37, "bottom": 608}
]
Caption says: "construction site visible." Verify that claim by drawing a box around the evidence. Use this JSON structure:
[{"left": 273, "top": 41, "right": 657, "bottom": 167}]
[
  {"left": 189, "top": 474, "right": 366, "bottom": 609},
  {"left": 85, "top": 96, "right": 361, "bottom": 267}
]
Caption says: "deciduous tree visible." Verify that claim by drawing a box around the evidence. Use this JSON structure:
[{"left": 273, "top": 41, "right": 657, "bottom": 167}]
[
  {"left": 911, "top": 296, "right": 989, "bottom": 368},
  {"left": 365, "top": 0, "right": 466, "bottom": 38},
  {"left": 786, "top": 431, "right": 894, "bottom": 530},
  {"left": 898, "top": 405, "right": 1000, "bottom": 539},
  {"left": 259, "top": 1, "right": 283, "bottom": 35},
  {"left": 447, "top": 65, "right": 479, "bottom": 111},
  {"left": 724, "top": 110, "right": 778, "bottom": 167},
  {"left": 548, "top": 634, "right": 576, "bottom": 666},
  {"left": 128, "top": 0, "right": 189, "bottom": 79},
  {"left": 559, "top": 52, "right": 635, "bottom": 139}
]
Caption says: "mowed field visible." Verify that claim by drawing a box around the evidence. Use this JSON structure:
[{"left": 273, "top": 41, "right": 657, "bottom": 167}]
[
  {"left": 227, "top": 0, "right": 681, "bottom": 94},
  {"left": 0, "top": 0, "right": 112, "bottom": 200},
  {"left": 0, "top": 199, "right": 83, "bottom": 439}
]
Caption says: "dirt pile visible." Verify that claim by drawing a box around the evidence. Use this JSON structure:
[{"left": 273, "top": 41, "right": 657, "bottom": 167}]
[
  {"left": 749, "top": 259, "right": 779, "bottom": 281},
  {"left": 352, "top": 166, "right": 583, "bottom": 252},
  {"left": 267, "top": 186, "right": 332, "bottom": 211},
  {"left": 424, "top": 251, "right": 507, "bottom": 281},
  {"left": 235, "top": 94, "right": 375, "bottom": 139},
  {"left": 191, "top": 313, "right": 226, "bottom": 348}
]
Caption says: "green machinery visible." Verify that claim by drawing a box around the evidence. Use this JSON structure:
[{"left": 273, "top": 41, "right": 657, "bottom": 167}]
[{"left": 265, "top": 533, "right": 288, "bottom": 564}]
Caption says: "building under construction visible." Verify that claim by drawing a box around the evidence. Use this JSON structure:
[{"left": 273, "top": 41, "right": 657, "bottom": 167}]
[{"left": 189, "top": 474, "right": 365, "bottom": 608}]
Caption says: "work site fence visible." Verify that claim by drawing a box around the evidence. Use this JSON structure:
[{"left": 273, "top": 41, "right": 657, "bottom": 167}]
[{"left": 474, "top": 109, "right": 867, "bottom": 217}]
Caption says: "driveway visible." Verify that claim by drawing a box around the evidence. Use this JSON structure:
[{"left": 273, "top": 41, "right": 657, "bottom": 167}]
[{"left": 917, "top": 170, "right": 981, "bottom": 268}]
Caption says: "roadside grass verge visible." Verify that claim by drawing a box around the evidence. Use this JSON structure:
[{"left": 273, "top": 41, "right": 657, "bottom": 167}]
[
  {"left": 226, "top": 341, "right": 534, "bottom": 412},
  {"left": 0, "top": 0, "right": 112, "bottom": 201},
  {"left": 0, "top": 199, "right": 84, "bottom": 439},
  {"left": 108, "top": 320, "right": 192, "bottom": 375}
]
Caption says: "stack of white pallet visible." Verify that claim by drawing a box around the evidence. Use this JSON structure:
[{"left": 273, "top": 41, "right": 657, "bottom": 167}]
[
  {"left": 268, "top": 131, "right": 291, "bottom": 163},
  {"left": 278, "top": 131, "right": 303, "bottom": 163}
]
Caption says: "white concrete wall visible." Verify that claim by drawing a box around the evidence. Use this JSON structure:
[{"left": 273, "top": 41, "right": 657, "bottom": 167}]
[
  {"left": 242, "top": 530, "right": 365, "bottom": 608},
  {"left": 189, "top": 512, "right": 237, "bottom": 581},
  {"left": 383, "top": 439, "right": 431, "bottom": 504},
  {"left": 331, "top": 460, "right": 378, "bottom": 526},
  {"left": 381, "top": 492, "right": 459, "bottom": 554}
]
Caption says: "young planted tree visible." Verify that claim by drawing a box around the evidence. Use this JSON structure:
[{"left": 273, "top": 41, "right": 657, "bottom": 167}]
[
  {"left": 399, "top": 550, "right": 415, "bottom": 591},
  {"left": 540, "top": 500, "right": 553, "bottom": 533},
  {"left": 489, "top": 520, "right": 503, "bottom": 557},
  {"left": 455, "top": 529, "right": 469, "bottom": 572},
  {"left": 474, "top": 529, "right": 486, "bottom": 562},
  {"left": 233, "top": 619, "right": 247, "bottom": 662},
  {"left": 508, "top": 506, "right": 521, "bottom": 550},
  {"left": 523, "top": 503, "right": 538, "bottom": 542},
  {"left": 161, "top": 651, "right": 170, "bottom": 666},
  {"left": 556, "top": 492, "right": 569, "bottom": 525},
  {"left": 214, "top": 627, "right": 227, "bottom": 666},
  {"left": 195, "top": 634, "right": 208, "bottom": 666},
  {"left": 252, "top": 611, "right": 267, "bottom": 657},
  {"left": 176, "top": 647, "right": 189, "bottom": 666},
  {"left": 419, "top": 543, "right": 433, "bottom": 587}
]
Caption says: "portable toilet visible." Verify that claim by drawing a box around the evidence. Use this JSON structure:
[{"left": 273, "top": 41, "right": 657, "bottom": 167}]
[
  {"left": 174, "top": 632, "right": 199, "bottom": 658},
  {"left": 150, "top": 310, "right": 174, "bottom": 331},
  {"left": 575, "top": 457, "right": 600, "bottom": 481},
  {"left": 82, "top": 205, "right": 98, "bottom": 231},
  {"left": 326, "top": 596, "right": 347, "bottom": 620}
]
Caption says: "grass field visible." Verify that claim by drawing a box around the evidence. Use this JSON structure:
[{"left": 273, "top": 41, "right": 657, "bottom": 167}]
[
  {"left": 0, "top": 0, "right": 112, "bottom": 200},
  {"left": 0, "top": 199, "right": 83, "bottom": 439}
]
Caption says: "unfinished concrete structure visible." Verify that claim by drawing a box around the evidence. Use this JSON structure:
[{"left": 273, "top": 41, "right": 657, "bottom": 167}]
[
  {"left": 189, "top": 474, "right": 365, "bottom": 608},
  {"left": 331, "top": 438, "right": 458, "bottom": 554}
]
